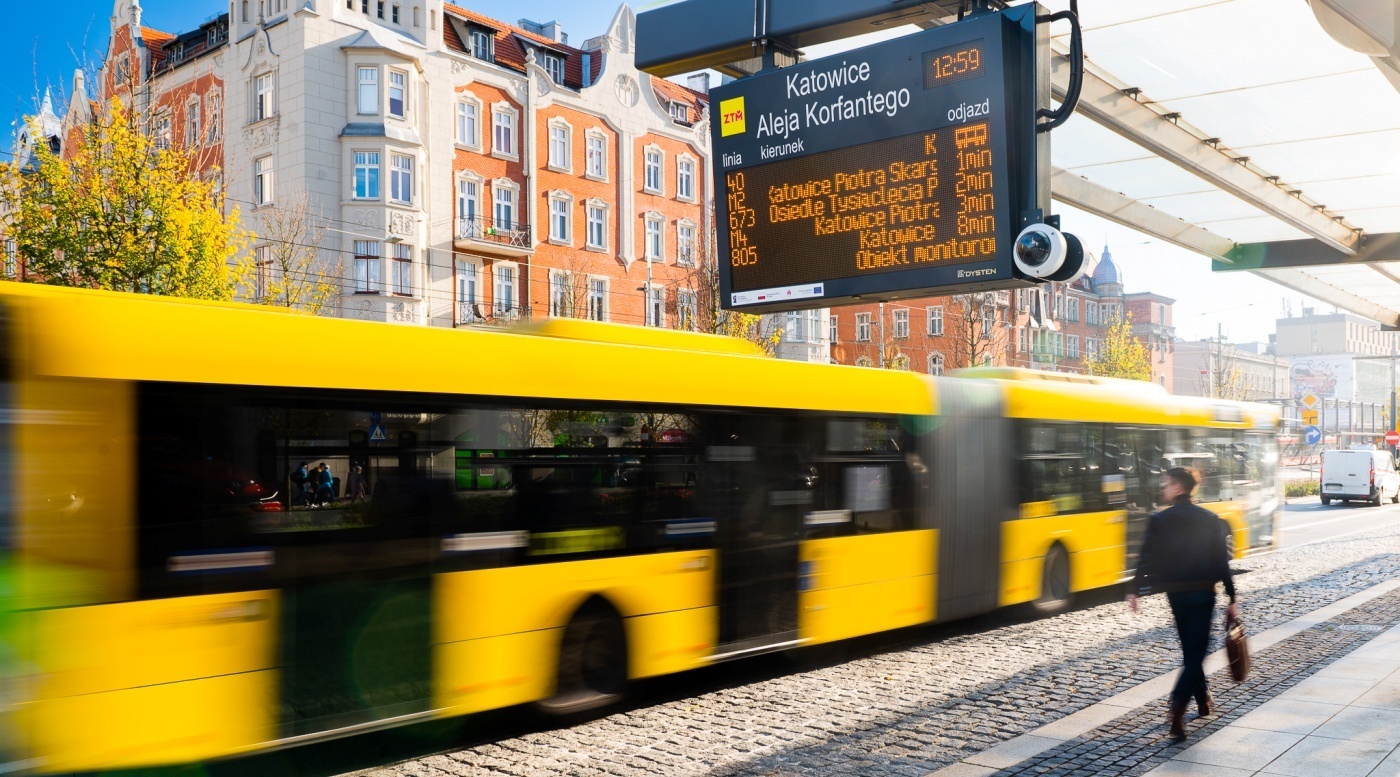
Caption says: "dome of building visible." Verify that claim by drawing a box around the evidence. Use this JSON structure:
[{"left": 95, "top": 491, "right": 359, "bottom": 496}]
[{"left": 1091, "top": 244, "right": 1122, "bottom": 288}]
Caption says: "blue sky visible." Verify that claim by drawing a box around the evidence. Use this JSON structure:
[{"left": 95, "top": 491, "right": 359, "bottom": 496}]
[{"left": 6, "top": 0, "right": 1325, "bottom": 344}]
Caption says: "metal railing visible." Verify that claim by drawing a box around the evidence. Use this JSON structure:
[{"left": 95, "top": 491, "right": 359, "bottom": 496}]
[{"left": 456, "top": 215, "right": 531, "bottom": 249}]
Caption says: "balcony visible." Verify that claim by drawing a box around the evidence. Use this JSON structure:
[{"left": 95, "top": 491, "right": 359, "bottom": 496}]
[
  {"left": 454, "top": 215, "right": 533, "bottom": 257},
  {"left": 456, "top": 301, "right": 526, "bottom": 327}
]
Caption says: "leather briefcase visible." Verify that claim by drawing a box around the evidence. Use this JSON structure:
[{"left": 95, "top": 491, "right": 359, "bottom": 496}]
[{"left": 1225, "top": 610, "right": 1251, "bottom": 683}]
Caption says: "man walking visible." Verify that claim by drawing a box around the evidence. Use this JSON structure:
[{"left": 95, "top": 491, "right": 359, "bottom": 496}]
[{"left": 1127, "top": 466, "right": 1239, "bottom": 741}]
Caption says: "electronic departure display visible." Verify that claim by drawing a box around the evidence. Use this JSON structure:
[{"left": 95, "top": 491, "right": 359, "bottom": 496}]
[{"left": 711, "top": 8, "right": 1041, "bottom": 313}]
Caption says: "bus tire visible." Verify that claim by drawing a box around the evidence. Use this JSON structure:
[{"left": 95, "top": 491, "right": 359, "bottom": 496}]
[
  {"left": 1032, "top": 544, "right": 1073, "bottom": 615},
  {"left": 536, "top": 598, "right": 628, "bottom": 716}
]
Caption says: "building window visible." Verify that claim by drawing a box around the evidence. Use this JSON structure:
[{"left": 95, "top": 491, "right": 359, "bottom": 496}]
[
  {"left": 586, "top": 202, "right": 607, "bottom": 250},
  {"left": 586, "top": 132, "right": 606, "bottom": 178},
  {"left": 981, "top": 308, "right": 994, "bottom": 337},
  {"left": 785, "top": 311, "right": 806, "bottom": 342},
  {"left": 807, "top": 310, "right": 821, "bottom": 343},
  {"left": 1068, "top": 335, "right": 1079, "bottom": 359},
  {"left": 677, "top": 221, "right": 695, "bottom": 265},
  {"left": 253, "top": 73, "right": 274, "bottom": 121},
  {"left": 391, "top": 243, "right": 412, "bottom": 295},
  {"left": 678, "top": 289, "right": 697, "bottom": 331},
  {"left": 457, "top": 176, "right": 479, "bottom": 231},
  {"left": 1018, "top": 327, "right": 1028, "bottom": 354},
  {"left": 492, "top": 107, "right": 516, "bottom": 156},
  {"left": 646, "top": 285, "right": 664, "bottom": 327},
  {"left": 549, "top": 271, "right": 574, "bottom": 318},
  {"left": 390, "top": 154, "right": 413, "bottom": 204},
  {"left": 645, "top": 215, "right": 663, "bottom": 260},
  {"left": 353, "top": 151, "right": 380, "bottom": 199},
  {"left": 549, "top": 196, "right": 571, "bottom": 243},
  {"left": 391, "top": 3, "right": 400, "bottom": 23},
  {"left": 253, "top": 155, "right": 274, "bottom": 205},
  {"left": 455, "top": 99, "right": 478, "bottom": 146},
  {"left": 457, "top": 260, "right": 480, "bottom": 319},
  {"left": 587, "top": 277, "right": 607, "bottom": 321},
  {"left": 677, "top": 157, "right": 695, "bottom": 201},
  {"left": 185, "top": 100, "right": 201, "bottom": 146},
  {"left": 544, "top": 52, "right": 565, "bottom": 84},
  {"left": 644, "top": 148, "right": 663, "bottom": 194},
  {"left": 856, "top": 313, "right": 871, "bottom": 342},
  {"left": 469, "top": 28, "right": 493, "bottom": 60},
  {"left": 893, "top": 309, "right": 909, "bottom": 339},
  {"left": 1068, "top": 298, "right": 1079, "bottom": 322},
  {"left": 669, "top": 101, "right": 688, "bottom": 122},
  {"left": 253, "top": 245, "right": 272, "bottom": 300},
  {"left": 829, "top": 315, "right": 838, "bottom": 343},
  {"left": 5, "top": 239, "right": 17, "bottom": 278},
  {"left": 154, "top": 114, "right": 171, "bottom": 150},
  {"left": 1087, "top": 338, "right": 1098, "bottom": 358},
  {"left": 206, "top": 93, "right": 222, "bottom": 142},
  {"left": 892, "top": 355, "right": 911, "bottom": 371},
  {"left": 377, "top": 0, "right": 384, "bottom": 18},
  {"left": 856, "top": 356, "right": 873, "bottom": 368},
  {"left": 493, "top": 183, "right": 516, "bottom": 229},
  {"left": 928, "top": 353, "right": 944, "bottom": 376},
  {"left": 388, "top": 70, "right": 407, "bottom": 118},
  {"left": 493, "top": 263, "right": 516, "bottom": 314},
  {"left": 548, "top": 122, "right": 570, "bottom": 170},
  {"left": 354, "top": 240, "right": 381, "bottom": 292},
  {"left": 358, "top": 67, "right": 378, "bottom": 114},
  {"left": 1086, "top": 301, "right": 1098, "bottom": 325},
  {"left": 927, "top": 305, "right": 944, "bottom": 336}
]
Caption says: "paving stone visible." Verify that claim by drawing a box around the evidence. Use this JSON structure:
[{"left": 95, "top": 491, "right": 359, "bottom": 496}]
[{"left": 363, "top": 523, "right": 1400, "bottom": 777}]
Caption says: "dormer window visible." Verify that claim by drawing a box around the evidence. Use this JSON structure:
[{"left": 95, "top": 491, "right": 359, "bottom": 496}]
[
  {"left": 207, "top": 24, "right": 227, "bottom": 46},
  {"left": 168, "top": 43, "right": 184, "bottom": 64},
  {"left": 669, "top": 101, "right": 688, "bottom": 123},
  {"left": 469, "top": 28, "right": 493, "bottom": 61},
  {"left": 544, "top": 53, "right": 565, "bottom": 85}
]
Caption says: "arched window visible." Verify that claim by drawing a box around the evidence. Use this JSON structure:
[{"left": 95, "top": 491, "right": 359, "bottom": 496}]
[
  {"left": 241, "top": 0, "right": 249, "bottom": 23},
  {"left": 413, "top": 5, "right": 421, "bottom": 26},
  {"left": 855, "top": 356, "right": 873, "bottom": 368},
  {"left": 927, "top": 353, "right": 944, "bottom": 376}
]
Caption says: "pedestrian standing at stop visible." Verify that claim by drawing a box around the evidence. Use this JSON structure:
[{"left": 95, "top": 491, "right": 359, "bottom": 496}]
[{"left": 1126, "top": 466, "right": 1239, "bottom": 742}]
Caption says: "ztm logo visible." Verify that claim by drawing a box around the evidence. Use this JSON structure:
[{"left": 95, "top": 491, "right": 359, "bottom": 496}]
[{"left": 720, "top": 97, "right": 746, "bottom": 137}]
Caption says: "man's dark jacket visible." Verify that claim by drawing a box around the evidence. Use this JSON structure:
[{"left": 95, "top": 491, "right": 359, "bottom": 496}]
[{"left": 1131, "top": 496, "right": 1237, "bottom": 602}]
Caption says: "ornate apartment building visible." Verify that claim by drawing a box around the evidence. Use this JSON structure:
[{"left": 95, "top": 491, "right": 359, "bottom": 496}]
[
  {"left": 26, "top": 0, "right": 710, "bottom": 328},
  {"left": 829, "top": 244, "right": 1176, "bottom": 386}
]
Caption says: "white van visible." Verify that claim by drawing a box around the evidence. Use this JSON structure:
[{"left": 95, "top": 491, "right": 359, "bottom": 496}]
[{"left": 1320, "top": 449, "right": 1400, "bottom": 506}]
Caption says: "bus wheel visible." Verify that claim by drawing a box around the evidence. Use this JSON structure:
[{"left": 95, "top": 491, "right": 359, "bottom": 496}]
[
  {"left": 536, "top": 599, "right": 628, "bottom": 716},
  {"left": 1032, "top": 545, "right": 1073, "bottom": 615}
]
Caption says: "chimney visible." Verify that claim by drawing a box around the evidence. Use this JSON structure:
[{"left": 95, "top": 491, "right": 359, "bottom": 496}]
[
  {"left": 519, "top": 18, "right": 566, "bottom": 44},
  {"left": 687, "top": 72, "right": 711, "bottom": 93}
]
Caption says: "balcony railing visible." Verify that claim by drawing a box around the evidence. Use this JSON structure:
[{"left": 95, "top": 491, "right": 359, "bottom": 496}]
[
  {"left": 457, "top": 301, "right": 525, "bottom": 326},
  {"left": 456, "top": 215, "right": 531, "bottom": 249}
]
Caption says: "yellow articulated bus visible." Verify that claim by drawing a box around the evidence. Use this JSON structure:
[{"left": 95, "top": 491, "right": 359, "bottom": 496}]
[{"left": 0, "top": 283, "right": 1279, "bottom": 772}]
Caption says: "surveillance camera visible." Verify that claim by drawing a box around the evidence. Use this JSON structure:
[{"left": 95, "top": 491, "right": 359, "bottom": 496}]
[
  {"left": 1046, "top": 232, "right": 1087, "bottom": 283},
  {"left": 1013, "top": 223, "right": 1068, "bottom": 279}
]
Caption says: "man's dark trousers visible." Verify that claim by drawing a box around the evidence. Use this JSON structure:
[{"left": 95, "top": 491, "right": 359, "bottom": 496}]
[{"left": 1168, "top": 590, "right": 1216, "bottom": 705}]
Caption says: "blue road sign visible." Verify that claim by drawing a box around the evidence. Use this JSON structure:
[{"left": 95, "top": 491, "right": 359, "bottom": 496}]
[
  {"left": 1304, "top": 425, "right": 1323, "bottom": 445},
  {"left": 370, "top": 424, "right": 387, "bottom": 442},
  {"left": 370, "top": 412, "right": 383, "bottom": 425}
]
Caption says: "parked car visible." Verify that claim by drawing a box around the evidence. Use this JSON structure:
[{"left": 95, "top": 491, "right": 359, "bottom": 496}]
[{"left": 1320, "top": 449, "right": 1400, "bottom": 506}]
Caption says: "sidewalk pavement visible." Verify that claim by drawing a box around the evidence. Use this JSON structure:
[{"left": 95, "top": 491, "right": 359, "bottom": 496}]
[{"left": 931, "top": 580, "right": 1400, "bottom": 777}]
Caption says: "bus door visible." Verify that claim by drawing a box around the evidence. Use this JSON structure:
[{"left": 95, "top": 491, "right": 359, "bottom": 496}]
[
  {"left": 1106, "top": 426, "right": 1163, "bottom": 570},
  {"left": 707, "top": 414, "right": 801, "bottom": 654}
]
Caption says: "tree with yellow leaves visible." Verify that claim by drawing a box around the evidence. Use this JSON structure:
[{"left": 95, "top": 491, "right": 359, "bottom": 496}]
[
  {"left": 1085, "top": 310, "right": 1152, "bottom": 381},
  {"left": 2, "top": 98, "right": 248, "bottom": 300}
]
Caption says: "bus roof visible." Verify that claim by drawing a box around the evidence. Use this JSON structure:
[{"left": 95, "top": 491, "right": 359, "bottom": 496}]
[{"left": 1, "top": 282, "right": 936, "bottom": 416}]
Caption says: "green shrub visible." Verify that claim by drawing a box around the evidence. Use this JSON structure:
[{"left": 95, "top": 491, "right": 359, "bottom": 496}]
[{"left": 1284, "top": 479, "right": 1321, "bottom": 497}]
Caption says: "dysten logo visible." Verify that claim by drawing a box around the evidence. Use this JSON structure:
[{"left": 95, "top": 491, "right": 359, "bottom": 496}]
[{"left": 720, "top": 97, "right": 746, "bottom": 137}]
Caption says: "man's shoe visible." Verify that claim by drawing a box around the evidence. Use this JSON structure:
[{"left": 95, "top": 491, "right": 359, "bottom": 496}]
[
  {"left": 1169, "top": 700, "right": 1188, "bottom": 741},
  {"left": 1197, "top": 694, "right": 1215, "bottom": 718}
]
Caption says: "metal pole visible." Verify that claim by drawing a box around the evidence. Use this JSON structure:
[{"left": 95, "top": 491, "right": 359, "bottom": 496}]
[
  {"left": 1391, "top": 337, "right": 1397, "bottom": 456},
  {"left": 878, "top": 301, "right": 886, "bottom": 368}
]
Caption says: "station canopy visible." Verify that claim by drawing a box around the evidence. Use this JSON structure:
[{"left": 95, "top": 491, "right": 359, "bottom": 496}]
[
  {"left": 640, "top": 0, "right": 1400, "bottom": 324},
  {"left": 1028, "top": 0, "right": 1400, "bottom": 327}
]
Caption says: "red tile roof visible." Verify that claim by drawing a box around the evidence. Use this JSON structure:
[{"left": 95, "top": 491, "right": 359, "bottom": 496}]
[
  {"left": 652, "top": 76, "right": 707, "bottom": 125},
  {"left": 141, "top": 26, "right": 176, "bottom": 70},
  {"left": 444, "top": 4, "right": 585, "bottom": 88}
]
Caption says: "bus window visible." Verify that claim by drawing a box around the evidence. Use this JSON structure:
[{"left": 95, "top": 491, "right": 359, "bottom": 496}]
[
  {"left": 1020, "top": 422, "right": 1087, "bottom": 513},
  {"left": 810, "top": 416, "right": 914, "bottom": 536}
]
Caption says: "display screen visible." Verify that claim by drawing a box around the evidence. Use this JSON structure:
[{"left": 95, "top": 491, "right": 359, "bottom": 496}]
[
  {"left": 923, "top": 40, "right": 985, "bottom": 89},
  {"left": 726, "top": 122, "right": 998, "bottom": 293},
  {"left": 709, "top": 9, "right": 1038, "bottom": 312}
]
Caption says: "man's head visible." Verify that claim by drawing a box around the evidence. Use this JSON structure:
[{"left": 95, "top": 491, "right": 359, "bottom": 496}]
[{"left": 1162, "top": 466, "right": 1198, "bottom": 502}]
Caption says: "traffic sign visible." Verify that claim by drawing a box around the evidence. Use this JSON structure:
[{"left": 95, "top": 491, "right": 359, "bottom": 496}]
[
  {"left": 1385, "top": 429, "right": 1399, "bottom": 446},
  {"left": 1304, "top": 425, "right": 1323, "bottom": 445},
  {"left": 1302, "top": 409, "right": 1319, "bottom": 426},
  {"left": 1301, "top": 392, "right": 1320, "bottom": 409},
  {"left": 369, "top": 424, "right": 387, "bottom": 442}
]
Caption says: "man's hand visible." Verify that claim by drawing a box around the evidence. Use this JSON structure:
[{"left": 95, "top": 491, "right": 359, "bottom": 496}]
[
  {"left": 1227, "top": 601, "right": 1240, "bottom": 621},
  {"left": 1126, "top": 593, "right": 1139, "bottom": 614}
]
